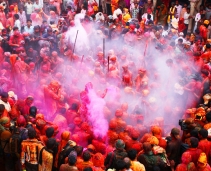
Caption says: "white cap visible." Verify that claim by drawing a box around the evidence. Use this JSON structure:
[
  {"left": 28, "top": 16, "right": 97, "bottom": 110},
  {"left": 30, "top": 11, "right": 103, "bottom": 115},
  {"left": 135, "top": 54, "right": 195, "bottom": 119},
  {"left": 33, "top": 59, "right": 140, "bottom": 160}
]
[{"left": 179, "top": 32, "right": 184, "bottom": 36}]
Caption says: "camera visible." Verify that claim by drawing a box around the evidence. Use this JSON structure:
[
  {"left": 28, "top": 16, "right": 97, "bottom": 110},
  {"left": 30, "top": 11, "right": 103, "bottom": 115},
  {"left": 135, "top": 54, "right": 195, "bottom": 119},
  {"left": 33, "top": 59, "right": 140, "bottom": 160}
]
[{"left": 179, "top": 119, "right": 188, "bottom": 131}]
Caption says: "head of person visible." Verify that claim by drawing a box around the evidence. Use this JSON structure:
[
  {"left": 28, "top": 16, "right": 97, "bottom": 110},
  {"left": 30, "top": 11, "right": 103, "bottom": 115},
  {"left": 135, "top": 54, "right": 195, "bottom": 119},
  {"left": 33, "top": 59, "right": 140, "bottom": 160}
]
[
  {"left": 34, "top": 25, "right": 40, "bottom": 33},
  {"left": 83, "top": 167, "right": 93, "bottom": 171},
  {"left": 178, "top": 38, "right": 183, "bottom": 46},
  {"left": 46, "top": 138, "right": 57, "bottom": 150},
  {"left": 46, "top": 127, "right": 55, "bottom": 138},
  {"left": 115, "top": 139, "right": 125, "bottom": 151},
  {"left": 14, "top": 14, "right": 19, "bottom": 20},
  {"left": 170, "top": 128, "right": 180, "bottom": 139},
  {"left": 115, "top": 159, "right": 127, "bottom": 171},
  {"left": 187, "top": 8, "right": 190, "bottom": 13},
  {"left": 28, "top": 127, "right": 37, "bottom": 139},
  {"left": 123, "top": 157, "right": 131, "bottom": 170},
  {"left": 27, "top": 19, "right": 32, "bottom": 27},
  {"left": 29, "top": 106, "right": 37, "bottom": 118},
  {"left": 47, "top": 27, "right": 53, "bottom": 35},
  {"left": 195, "top": 39, "right": 201, "bottom": 46},
  {"left": 75, "top": 145, "right": 84, "bottom": 156},
  {"left": 127, "top": 149, "right": 137, "bottom": 161},
  {"left": 190, "top": 137, "right": 199, "bottom": 148},
  {"left": 147, "top": 14, "right": 151, "bottom": 20},
  {"left": 68, "top": 151, "right": 77, "bottom": 166},
  {"left": 1, "top": 92, "right": 9, "bottom": 103},
  {"left": 198, "top": 129, "right": 208, "bottom": 139},
  {"left": 17, "top": 115, "right": 26, "bottom": 127},
  {"left": 175, "top": 0, "right": 179, "bottom": 5},
  {"left": 171, "top": 2, "right": 175, "bottom": 7},
  {"left": 183, "top": 3, "right": 187, "bottom": 8},
  {"left": 82, "top": 150, "right": 91, "bottom": 162},
  {"left": 206, "top": 111, "right": 211, "bottom": 122},
  {"left": 134, "top": 2, "right": 138, "bottom": 8},
  {"left": 143, "top": 142, "right": 152, "bottom": 153},
  {"left": 25, "top": 96, "right": 34, "bottom": 106}
]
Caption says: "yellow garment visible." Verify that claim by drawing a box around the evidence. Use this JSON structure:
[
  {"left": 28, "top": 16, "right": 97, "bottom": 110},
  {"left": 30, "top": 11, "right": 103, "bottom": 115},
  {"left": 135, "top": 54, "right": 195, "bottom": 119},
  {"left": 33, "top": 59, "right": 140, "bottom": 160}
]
[
  {"left": 38, "top": 148, "right": 54, "bottom": 171},
  {"left": 167, "top": 7, "right": 175, "bottom": 23},
  {"left": 131, "top": 161, "right": 146, "bottom": 171},
  {"left": 198, "top": 152, "right": 207, "bottom": 167},
  {"left": 123, "top": 13, "right": 131, "bottom": 23}
]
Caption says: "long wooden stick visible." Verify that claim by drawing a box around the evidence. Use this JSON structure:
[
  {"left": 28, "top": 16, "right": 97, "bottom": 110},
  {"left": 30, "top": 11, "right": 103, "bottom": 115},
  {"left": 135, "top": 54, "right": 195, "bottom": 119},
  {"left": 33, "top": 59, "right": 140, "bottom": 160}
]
[
  {"left": 107, "top": 56, "right": 109, "bottom": 73},
  {"left": 71, "top": 30, "right": 79, "bottom": 61},
  {"left": 103, "top": 38, "right": 105, "bottom": 71}
]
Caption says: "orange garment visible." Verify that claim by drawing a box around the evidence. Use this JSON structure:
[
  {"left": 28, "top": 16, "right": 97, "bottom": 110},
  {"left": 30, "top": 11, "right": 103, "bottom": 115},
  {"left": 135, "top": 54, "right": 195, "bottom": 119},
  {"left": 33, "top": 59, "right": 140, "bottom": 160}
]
[
  {"left": 0, "top": 109, "right": 8, "bottom": 119},
  {"left": 6, "top": 17, "right": 14, "bottom": 29},
  {"left": 55, "top": 131, "right": 70, "bottom": 168},
  {"left": 111, "top": 0, "right": 118, "bottom": 13},
  {"left": 77, "top": 160, "right": 93, "bottom": 171},
  {"left": 21, "top": 139, "right": 43, "bottom": 167},
  {"left": 131, "top": 161, "right": 145, "bottom": 171}
]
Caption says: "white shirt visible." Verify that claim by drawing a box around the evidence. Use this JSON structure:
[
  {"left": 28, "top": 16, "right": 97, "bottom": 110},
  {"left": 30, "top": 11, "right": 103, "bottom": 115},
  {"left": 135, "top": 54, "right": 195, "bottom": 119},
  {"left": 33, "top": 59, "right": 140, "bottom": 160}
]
[
  {"left": 0, "top": 100, "right": 11, "bottom": 112},
  {"left": 32, "top": 2, "right": 41, "bottom": 11},
  {"left": 142, "top": 13, "right": 153, "bottom": 21},
  {"left": 175, "top": 4, "right": 182, "bottom": 17},
  {"left": 24, "top": 25, "right": 34, "bottom": 34},
  {"left": 25, "top": 3, "right": 33, "bottom": 14},
  {"left": 195, "top": 13, "right": 201, "bottom": 22},
  {"left": 184, "top": 12, "right": 190, "bottom": 24},
  {"left": 18, "top": 11, "right": 27, "bottom": 26},
  {"left": 14, "top": 20, "right": 21, "bottom": 31}
]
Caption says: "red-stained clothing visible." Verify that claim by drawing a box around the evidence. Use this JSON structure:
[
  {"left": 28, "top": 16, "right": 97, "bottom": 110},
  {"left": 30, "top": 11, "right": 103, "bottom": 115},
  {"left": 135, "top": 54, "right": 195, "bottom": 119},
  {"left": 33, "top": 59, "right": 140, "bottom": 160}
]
[
  {"left": 157, "top": 138, "right": 167, "bottom": 149},
  {"left": 199, "top": 25, "right": 208, "bottom": 40},
  {"left": 107, "top": 130, "right": 119, "bottom": 146},
  {"left": 9, "top": 35, "right": 23, "bottom": 46},
  {"left": 201, "top": 51, "right": 211, "bottom": 64},
  {"left": 186, "top": 148, "right": 203, "bottom": 166},
  {"left": 77, "top": 160, "right": 93, "bottom": 171},
  {"left": 66, "top": 110, "right": 79, "bottom": 125},
  {"left": 92, "top": 139, "right": 106, "bottom": 154},
  {"left": 6, "top": 17, "right": 14, "bottom": 29},
  {"left": 198, "top": 139, "right": 211, "bottom": 165},
  {"left": 197, "top": 164, "right": 211, "bottom": 171},
  {"left": 16, "top": 100, "right": 31, "bottom": 116},
  {"left": 110, "top": 118, "right": 126, "bottom": 133},
  {"left": 184, "top": 80, "right": 202, "bottom": 108},
  {"left": 176, "top": 162, "right": 196, "bottom": 171}
]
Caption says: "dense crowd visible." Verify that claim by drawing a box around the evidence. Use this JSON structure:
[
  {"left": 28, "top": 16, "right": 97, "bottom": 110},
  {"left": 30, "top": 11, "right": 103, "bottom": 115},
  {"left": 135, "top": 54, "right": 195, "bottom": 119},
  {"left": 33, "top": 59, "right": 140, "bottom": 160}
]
[{"left": 0, "top": 0, "right": 211, "bottom": 171}]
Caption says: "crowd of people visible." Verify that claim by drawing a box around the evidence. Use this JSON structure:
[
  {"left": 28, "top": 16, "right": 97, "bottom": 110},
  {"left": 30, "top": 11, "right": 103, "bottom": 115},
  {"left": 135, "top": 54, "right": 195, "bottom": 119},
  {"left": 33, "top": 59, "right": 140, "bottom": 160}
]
[{"left": 0, "top": 0, "right": 211, "bottom": 170}]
